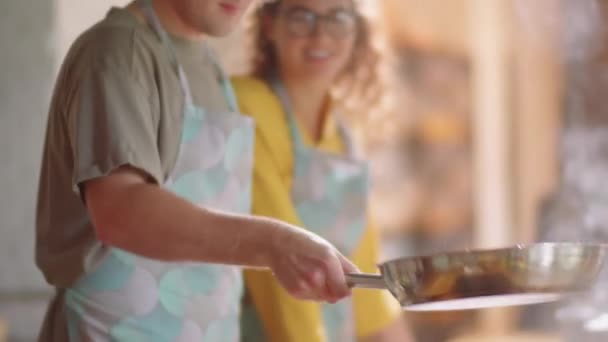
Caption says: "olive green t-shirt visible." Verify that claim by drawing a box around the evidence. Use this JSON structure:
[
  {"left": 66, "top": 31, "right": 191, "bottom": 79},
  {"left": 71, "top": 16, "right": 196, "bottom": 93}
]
[{"left": 35, "top": 6, "right": 231, "bottom": 290}]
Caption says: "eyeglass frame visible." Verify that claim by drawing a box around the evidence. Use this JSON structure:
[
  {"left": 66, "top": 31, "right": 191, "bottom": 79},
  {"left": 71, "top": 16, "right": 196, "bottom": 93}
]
[{"left": 274, "top": 5, "right": 361, "bottom": 40}]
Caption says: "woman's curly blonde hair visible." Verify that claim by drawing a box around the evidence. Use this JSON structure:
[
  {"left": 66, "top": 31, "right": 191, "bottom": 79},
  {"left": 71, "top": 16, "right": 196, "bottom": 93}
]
[{"left": 244, "top": 0, "right": 395, "bottom": 141}]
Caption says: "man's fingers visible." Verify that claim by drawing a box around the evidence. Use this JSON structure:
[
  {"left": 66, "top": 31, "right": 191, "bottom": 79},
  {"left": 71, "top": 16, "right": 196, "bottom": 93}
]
[
  {"left": 339, "top": 253, "right": 359, "bottom": 274},
  {"left": 323, "top": 251, "right": 351, "bottom": 300}
]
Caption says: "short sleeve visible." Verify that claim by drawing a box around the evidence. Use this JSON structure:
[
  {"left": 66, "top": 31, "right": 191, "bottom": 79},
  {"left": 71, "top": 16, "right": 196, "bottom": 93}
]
[{"left": 69, "top": 59, "right": 163, "bottom": 191}]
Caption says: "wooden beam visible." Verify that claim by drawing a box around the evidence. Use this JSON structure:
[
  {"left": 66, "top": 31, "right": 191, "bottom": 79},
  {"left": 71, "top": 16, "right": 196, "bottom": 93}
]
[
  {"left": 470, "top": 0, "right": 515, "bottom": 334},
  {"left": 512, "top": 0, "right": 562, "bottom": 243},
  {"left": 470, "top": 0, "right": 513, "bottom": 250},
  {"left": 0, "top": 318, "right": 6, "bottom": 342}
]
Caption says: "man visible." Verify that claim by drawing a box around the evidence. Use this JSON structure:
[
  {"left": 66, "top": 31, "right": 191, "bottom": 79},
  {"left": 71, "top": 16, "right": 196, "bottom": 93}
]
[{"left": 36, "top": 0, "right": 357, "bottom": 340}]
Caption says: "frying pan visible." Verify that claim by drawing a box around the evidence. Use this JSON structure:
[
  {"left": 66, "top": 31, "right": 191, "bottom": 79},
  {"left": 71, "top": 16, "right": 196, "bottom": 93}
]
[{"left": 346, "top": 242, "right": 606, "bottom": 311}]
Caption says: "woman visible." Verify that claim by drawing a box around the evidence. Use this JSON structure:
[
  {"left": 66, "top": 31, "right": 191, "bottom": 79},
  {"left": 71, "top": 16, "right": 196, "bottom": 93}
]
[{"left": 232, "top": 0, "right": 415, "bottom": 341}]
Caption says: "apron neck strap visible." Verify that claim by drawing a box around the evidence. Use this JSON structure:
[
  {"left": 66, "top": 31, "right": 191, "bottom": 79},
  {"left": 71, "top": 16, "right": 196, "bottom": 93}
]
[
  {"left": 336, "top": 121, "right": 356, "bottom": 157},
  {"left": 267, "top": 71, "right": 356, "bottom": 156},
  {"left": 138, "top": 0, "right": 239, "bottom": 112},
  {"left": 139, "top": 0, "right": 193, "bottom": 106},
  {"left": 267, "top": 72, "right": 305, "bottom": 150},
  {"left": 208, "top": 48, "right": 240, "bottom": 112}
]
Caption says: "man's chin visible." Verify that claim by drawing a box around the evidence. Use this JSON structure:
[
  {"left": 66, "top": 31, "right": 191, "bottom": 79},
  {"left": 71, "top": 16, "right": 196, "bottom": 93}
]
[
  {"left": 205, "top": 22, "right": 238, "bottom": 38},
  {"left": 208, "top": 30, "right": 232, "bottom": 38}
]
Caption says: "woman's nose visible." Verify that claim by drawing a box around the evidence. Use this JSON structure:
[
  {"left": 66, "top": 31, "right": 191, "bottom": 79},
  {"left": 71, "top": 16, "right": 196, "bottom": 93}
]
[{"left": 309, "top": 23, "right": 334, "bottom": 44}]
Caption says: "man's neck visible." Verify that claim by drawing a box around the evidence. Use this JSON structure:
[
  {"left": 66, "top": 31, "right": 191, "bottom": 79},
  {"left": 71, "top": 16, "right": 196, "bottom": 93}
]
[{"left": 128, "top": 0, "right": 205, "bottom": 41}]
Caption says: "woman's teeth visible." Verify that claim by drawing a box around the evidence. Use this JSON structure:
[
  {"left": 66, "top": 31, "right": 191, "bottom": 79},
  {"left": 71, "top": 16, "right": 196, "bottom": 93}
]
[{"left": 307, "top": 50, "right": 331, "bottom": 59}]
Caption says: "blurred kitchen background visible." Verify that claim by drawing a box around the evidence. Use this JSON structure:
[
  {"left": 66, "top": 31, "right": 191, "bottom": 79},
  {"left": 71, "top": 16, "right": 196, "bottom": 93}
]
[{"left": 2, "top": 0, "right": 608, "bottom": 341}]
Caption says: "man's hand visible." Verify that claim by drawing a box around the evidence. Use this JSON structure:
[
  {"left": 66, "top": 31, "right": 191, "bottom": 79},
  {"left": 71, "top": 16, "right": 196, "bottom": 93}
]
[{"left": 266, "top": 223, "right": 359, "bottom": 303}]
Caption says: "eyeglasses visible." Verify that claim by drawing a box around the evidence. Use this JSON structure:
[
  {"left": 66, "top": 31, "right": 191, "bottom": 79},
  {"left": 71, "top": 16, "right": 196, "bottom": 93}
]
[{"left": 280, "top": 6, "right": 358, "bottom": 40}]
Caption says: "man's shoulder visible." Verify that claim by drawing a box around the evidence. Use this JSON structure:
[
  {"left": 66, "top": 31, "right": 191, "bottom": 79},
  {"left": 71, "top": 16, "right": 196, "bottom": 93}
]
[{"left": 62, "top": 8, "right": 160, "bottom": 77}]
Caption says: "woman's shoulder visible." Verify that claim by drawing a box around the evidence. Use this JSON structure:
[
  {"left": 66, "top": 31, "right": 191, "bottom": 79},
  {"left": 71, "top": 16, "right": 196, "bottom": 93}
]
[
  {"left": 231, "top": 74, "right": 266, "bottom": 90},
  {"left": 231, "top": 75, "right": 286, "bottom": 127},
  {"left": 232, "top": 75, "right": 294, "bottom": 171},
  {"left": 231, "top": 75, "right": 277, "bottom": 109}
]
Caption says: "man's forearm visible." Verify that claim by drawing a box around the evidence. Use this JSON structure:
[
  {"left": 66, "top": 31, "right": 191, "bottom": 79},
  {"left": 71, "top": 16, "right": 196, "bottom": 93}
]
[
  {"left": 83, "top": 166, "right": 357, "bottom": 302},
  {"left": 86, "top": 174, "right": 282, "bottom": 267}
]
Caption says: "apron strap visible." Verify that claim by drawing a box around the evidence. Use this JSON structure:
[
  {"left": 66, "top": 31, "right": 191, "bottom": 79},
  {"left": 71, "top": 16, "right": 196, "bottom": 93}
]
[
  {"left": 206, "top": 47, "right": 240, "bottom": 112},
  {"left": 335, "top": 120, "right": 356, "bottom": 157},
  {"left": 138, "top": 0, "right": 239, "bottom": 112},
  {"left": 267, "top": 72, "right": 357, "bottom": 157},
  {"left": 139, "top": 0, "right": 193, "bottom": 106},
  {"left": 267, "top": 72, "right": 306, "bottom": 151}
]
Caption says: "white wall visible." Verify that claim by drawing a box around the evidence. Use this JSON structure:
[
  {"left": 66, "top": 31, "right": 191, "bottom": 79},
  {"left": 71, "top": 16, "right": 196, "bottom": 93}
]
[
  {"left": 0, "top": 1, "right": 247, "bottom": 340},
  {"left": 1, "top": 2, "right": 131, "bottom": 340},
  {"left": 1, "top": 1, "right": 58, "bottom": 340},
  {"left": 54, "top": 0, "right": 130, "bottom": 72}
]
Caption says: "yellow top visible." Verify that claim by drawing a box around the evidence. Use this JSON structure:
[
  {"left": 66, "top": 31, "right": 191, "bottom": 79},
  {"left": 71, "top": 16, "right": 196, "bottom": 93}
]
[{"left": 232, "top": 76, "right": 402, "bottom": 342}]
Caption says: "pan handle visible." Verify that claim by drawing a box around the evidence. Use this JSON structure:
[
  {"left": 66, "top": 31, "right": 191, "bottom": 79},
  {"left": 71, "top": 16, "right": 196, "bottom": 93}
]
[{"left": 346, "top": 273, "right": 386, "bottom": 289}]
